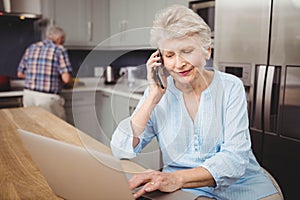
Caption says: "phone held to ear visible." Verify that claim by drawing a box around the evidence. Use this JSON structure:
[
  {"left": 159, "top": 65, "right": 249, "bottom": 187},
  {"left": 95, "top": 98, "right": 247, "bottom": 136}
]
[{"left": 155, "top": 49, "right": 167, "bottom": 89}]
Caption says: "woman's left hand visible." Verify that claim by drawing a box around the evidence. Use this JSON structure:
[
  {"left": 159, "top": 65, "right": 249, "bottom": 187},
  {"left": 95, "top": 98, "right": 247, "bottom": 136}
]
[{"left": 129, "top": 169, "right": 183, "bottom": 199}]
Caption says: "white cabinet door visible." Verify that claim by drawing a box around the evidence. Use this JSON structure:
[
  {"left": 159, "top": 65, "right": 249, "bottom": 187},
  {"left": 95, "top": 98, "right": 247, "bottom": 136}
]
[
  {"left": 112, "top": 94, "right": 163, "bottom": 170},
  {"left": 109, "top": 0, "right": 153, "bottom": 47},
  {"left": 108, "top": 0, "right": 189, "bottom": 48},
  {"left": 73, "top": 105, "right": 106, "bottom": 143},
  {"left": 62, "top": 91, "right": 106, "bottom": 143},
  {"left": 88, "top": 0, "right": 110, "bottom": 47},
  {"left": 165, "top": 0, "right": 189, "bottom": 7},
  {"left": 61, "top": 92, "right": 74, "bottom": 125},
  {"left": 111, "top": 94, "right": 139, "bottom": 124},
  {"left": 95, "top": 91, "right": 115, "bottom": 146},
  {"left": 53, "top": 0, "right": 91, "bottom": 46},
  {"left": 41, "top": 0, "right": 109, "bottom": 47}
]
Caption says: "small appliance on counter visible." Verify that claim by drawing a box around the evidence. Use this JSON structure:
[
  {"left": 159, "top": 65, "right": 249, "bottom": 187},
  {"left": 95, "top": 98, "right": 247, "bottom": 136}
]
[
  {"left": 119, "top": 66, "right": 138, "bottom": 87},
  {"left": 104, "top": 66, "right": 117, "bottom": 85},
  {"left": 94, "top": 66, "right": 105, "bottom": 77}
]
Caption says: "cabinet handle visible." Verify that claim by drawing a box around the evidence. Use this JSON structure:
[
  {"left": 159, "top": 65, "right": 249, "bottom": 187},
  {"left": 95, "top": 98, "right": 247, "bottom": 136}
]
[
  {"left": 49, "top": 19, "right": 55, "bottom": 26},
  {"left": 88, "top": 21, "right": 93, "bottom": 42},
  {"left": 119, "top": 20, "right": 128, "bottom": 41}
]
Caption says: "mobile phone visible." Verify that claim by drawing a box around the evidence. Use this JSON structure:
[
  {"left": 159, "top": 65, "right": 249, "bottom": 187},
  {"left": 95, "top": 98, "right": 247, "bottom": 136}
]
[{"left": 155, "top": 49, "right": 167, "bottom": 89}]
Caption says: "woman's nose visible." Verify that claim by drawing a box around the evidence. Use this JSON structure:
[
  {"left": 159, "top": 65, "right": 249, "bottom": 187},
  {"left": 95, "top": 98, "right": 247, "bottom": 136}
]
[{"left": 175, "top": 55, "right": 187, "bottom": 68}]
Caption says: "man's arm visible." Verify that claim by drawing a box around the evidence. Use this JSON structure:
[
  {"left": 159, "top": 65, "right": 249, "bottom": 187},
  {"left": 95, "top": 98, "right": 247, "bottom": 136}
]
[
  {"left": 17, "top": 72, "right": 26, "bottom": 79},
  {"left": 61, "top": 72, "right": 72, "bottom": 84}
]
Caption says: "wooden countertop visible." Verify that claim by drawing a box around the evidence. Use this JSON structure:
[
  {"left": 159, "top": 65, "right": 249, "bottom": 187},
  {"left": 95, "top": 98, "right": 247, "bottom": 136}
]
[{"left": 0, "top": 106, "right": 144, "bottom": 199}]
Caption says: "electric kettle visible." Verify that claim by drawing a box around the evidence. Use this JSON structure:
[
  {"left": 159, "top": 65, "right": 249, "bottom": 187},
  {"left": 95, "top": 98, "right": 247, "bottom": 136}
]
[{"left": 104, "top": 66, "right": 116, "bottom": 84}]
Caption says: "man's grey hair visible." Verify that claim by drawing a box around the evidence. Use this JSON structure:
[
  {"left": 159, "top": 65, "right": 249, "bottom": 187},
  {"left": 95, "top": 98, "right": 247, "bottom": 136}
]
[{"left": 46, "top": 26, "right": 66, "bottom": 41}]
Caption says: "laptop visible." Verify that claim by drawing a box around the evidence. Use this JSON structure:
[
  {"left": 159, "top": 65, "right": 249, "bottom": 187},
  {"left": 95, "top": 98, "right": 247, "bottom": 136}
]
[{"left": 18, "top": 129, "right": 198, "bottom": 200}]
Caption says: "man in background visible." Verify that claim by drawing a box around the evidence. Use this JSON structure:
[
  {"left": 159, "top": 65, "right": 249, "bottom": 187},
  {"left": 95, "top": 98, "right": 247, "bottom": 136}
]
[{"left": 17, "top": 26, "right": 73, "bottom": 120}]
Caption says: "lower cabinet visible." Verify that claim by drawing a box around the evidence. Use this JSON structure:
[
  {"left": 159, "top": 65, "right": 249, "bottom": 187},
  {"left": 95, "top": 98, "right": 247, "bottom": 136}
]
[
  {"left": 112, "top": 94, "right": 163, "bottom": 170},
  {"left": 62, "top": 91, "right": 109, "bottom": 145},
  {"left": 111, "top": 94, "right": 139, "bottom": 125},
  {"left": 95, "top": 91, "right": 115, "bottom": 146},
  {"left": 62, "top": 90, "right": 162, "bottom": 170}
]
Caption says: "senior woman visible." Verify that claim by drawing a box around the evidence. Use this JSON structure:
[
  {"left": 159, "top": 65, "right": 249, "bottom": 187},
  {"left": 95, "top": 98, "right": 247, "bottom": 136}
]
[{"left": 111, "top": 5, "right": 280, "bottom": 200}]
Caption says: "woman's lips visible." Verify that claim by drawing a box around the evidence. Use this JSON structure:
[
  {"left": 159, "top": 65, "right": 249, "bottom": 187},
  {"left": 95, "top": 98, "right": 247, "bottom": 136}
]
[{"left": 178, "top": 69, "right": 192, "bottom": 77}]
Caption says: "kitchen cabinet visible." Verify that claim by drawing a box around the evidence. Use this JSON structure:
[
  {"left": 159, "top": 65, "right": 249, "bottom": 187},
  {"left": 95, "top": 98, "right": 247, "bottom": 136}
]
[
  {"left": 41, "top": 0, "right": 188, "bottom": 48},
  {"left": 63, "top": 90, "right": 116, "bottom": 147},
  {"left": 41, "top": 0, "right": 109, "bottom": 47},
  {"left": 61, "top": 92, "right": 74, "bottom": 125},
  {"left": 165, "top": 0, "right": 189, "bottom": 7},
  {"left": 109, "top": 0, "right": 150, "bottom": 47},
  {"left": 62, "top": 91, "right": 108, "bottom": 145},
  {"left": 96, "top": 91, "right": 115, "bottom": 146},
  {"left": 112, "top": 94, "right": 162, "bottom": 170},
  {"left": 61, "top": 81, "right": 162, "bottom": 169},
  {"left": 109, "top": 0, "right": 188, "bottom": 48},
  {"left": 111, "top": 93, "right": 139, "bottom": 125},
  {"left": 90, "top": 0, "right": 110, "bottom": 47}
]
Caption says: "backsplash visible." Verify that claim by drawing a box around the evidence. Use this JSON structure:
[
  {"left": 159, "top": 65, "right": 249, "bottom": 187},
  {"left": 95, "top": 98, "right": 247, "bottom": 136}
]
[
  {"left": 0, "top": 16, "right": 153, "bottom": 79},
  {"left": 0, "top": 16, "right": 41, "bottom": 79},
  {"left": 69, "top": 49, "right": 154, "bottom": 79}
]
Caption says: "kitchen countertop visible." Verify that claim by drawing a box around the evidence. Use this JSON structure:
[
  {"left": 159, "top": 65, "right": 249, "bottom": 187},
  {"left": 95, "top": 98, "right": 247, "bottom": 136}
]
[
  {"left": 0, "top": 77, "right": 147, "bottom": 100},
  {"left": 65, "top": 77, "right": 147, "bottom": 100},
  {"left": 0, "top": 90, "right": 23, "bottom": 97},
  {"left": 0, "top": 107, "right": 145, "bottom": 199}
]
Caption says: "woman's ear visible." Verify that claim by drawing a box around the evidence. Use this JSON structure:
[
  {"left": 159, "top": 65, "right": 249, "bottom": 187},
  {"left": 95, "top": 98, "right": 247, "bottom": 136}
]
[{"left": 206, "top": 47, "right": 212, "bottom": 60}]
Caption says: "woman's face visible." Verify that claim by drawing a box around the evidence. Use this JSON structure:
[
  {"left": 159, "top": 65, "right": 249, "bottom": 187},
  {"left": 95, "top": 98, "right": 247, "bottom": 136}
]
[{"left": 160, "top": 35, "right": 210, "bottom": 85}]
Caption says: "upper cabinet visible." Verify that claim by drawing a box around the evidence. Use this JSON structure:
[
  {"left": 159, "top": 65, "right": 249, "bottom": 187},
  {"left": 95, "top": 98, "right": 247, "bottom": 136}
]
[
  {"left": 109, "top": 0, "right": 152, "bottom": 47},
  {"left": 41, "top": 0, "right": 188, "bottom": 49},
  {"left": 41, "top": 0, "right": 109, "bottom": 48},
  {"left": 108, "top": 0, "right": 188, "bottom": 48},
  {"left": 91, "top": 0, "right": 110, "bottom": 47}
]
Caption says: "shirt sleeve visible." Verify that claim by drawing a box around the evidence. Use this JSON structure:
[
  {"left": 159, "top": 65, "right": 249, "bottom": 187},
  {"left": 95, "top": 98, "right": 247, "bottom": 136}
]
[
  {"left": 57, "top": 48, "right": 72, "bottom": 74},
  {"left": 201, "top": 78, "right": 252, "bottom": 189},
  {"left": 110, "top": 88, "right": 157, "bottom": 159},
  {"left": 18, "top": 48, "right": 29, "bottom": 73}
]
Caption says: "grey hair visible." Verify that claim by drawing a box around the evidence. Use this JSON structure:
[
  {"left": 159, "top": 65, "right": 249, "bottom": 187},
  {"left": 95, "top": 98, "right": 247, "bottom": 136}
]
[
  {"left": 150, "top": 5, "right": 211, "bottom": 56},
  {"left": 46, "top": 26, "right": 66, "bottom": 41}
]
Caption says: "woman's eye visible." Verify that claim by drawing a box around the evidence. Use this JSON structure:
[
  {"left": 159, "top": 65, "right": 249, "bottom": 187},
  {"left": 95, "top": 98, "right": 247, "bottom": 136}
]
[
  {"left": 183, "top": 49, "right": 193, "bottom": 54},
  {"left": 165, "top": 54, "right": 174, "bottom": 58}
]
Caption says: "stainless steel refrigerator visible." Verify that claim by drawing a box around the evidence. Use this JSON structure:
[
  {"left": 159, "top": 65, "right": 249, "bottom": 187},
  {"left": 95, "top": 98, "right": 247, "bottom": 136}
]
[{"left": 214, "top": 0, "right": 300, "bottom": 199}]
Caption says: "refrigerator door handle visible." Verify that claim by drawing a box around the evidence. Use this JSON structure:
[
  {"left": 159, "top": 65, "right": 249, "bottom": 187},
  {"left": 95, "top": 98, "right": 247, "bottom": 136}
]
[
  {"left": 253, "top": 65, "right": 267, "bottom": 129},
  {"left": 264, "top": 66, "right": 275, "bottom": 131}
]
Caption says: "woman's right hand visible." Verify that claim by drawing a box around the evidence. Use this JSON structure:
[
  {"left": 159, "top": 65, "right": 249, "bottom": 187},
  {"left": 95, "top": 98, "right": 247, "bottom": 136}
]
[{"left": 146, "top": 50, "right": 166, "bottom": 104}]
